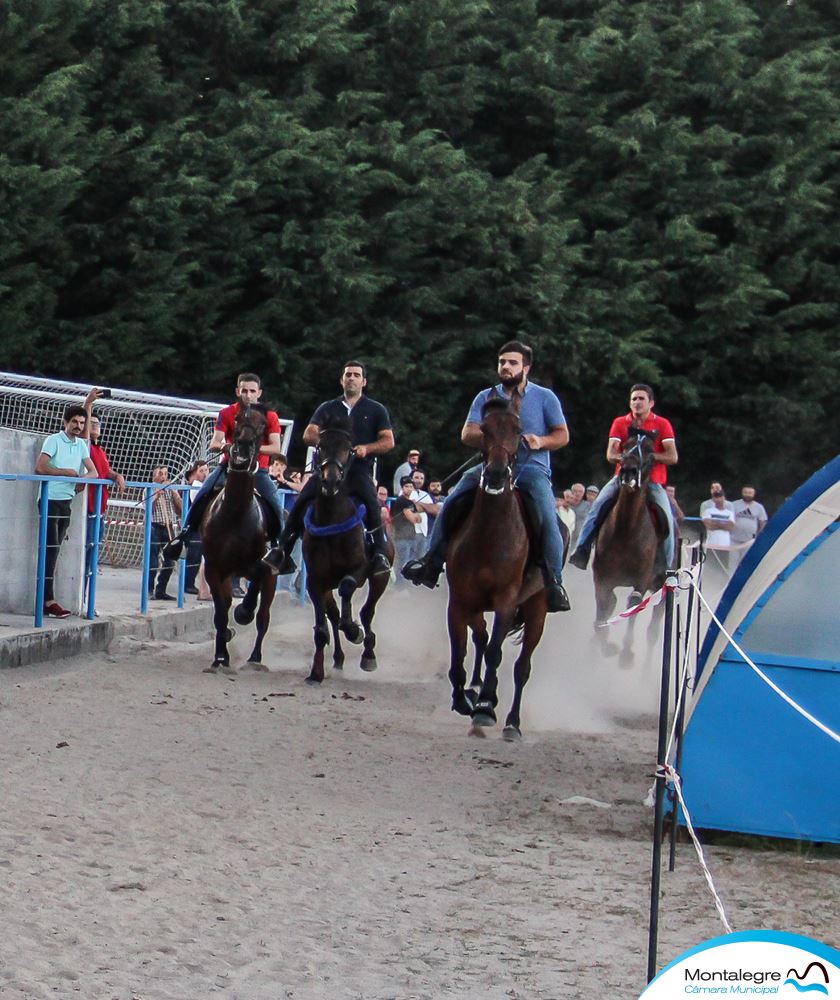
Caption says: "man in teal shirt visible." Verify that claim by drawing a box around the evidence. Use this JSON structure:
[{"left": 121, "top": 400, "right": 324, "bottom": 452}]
[{"left": 34, "top": 404, "right": 96, "bottom": 618}]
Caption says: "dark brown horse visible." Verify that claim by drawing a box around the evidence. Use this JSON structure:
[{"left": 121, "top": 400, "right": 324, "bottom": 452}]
[
  {"left": 201, "top": 404, "right": 278, "bottom": 672},
  {"left": 446, "top": 397, "right": 557, "bottom": 740},
  {"left": 592, "top": 427, "right": 661, "bottom": 658},
  {"left": 302, "top": 413, "right": 394, "bottom": 684}
]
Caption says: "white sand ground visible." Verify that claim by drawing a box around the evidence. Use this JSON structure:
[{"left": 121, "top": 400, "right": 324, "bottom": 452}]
[{"left": 1, "top": 572, "right": 837, "bottom": 1000}]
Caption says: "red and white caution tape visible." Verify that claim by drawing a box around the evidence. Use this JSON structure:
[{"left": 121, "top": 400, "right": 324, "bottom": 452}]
[{"left": 595, "top": 582, "right": 670, "bottom": 628}]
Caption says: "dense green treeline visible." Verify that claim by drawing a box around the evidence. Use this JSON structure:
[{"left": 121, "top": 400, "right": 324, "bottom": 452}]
[{"left": 2, "top": 0, "right": 839, "bottom": 505}]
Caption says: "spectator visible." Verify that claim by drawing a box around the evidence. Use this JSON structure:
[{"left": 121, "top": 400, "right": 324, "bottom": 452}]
[
  {"left": 568, "top": 482, "right": 590, "bottom": 546},
  {"left": 410, "top": 468, "right": 434, "bottom": 554},
  {"left": 149, "top": 465, "right": 183, "bottom": 601},
  {"left": 699, "top": 481, "right": 734, "bottom": 516},
  {"left": 665, "top": 485, "right": 685, "bottom": 526},
  {"left": 556, "top": 490, "right": 577, "bottom": 536},
  {"left": 421, "top": 478, "right": 445, "bottom": 531},
  {"left": 34, "top": 403, "right": 97, "bottom": 618},
  {"left": 81, "top": 391, "right": 126, "bottom": 594},
  {"left": 391, "top": 477, "right": 423, "bottom": 579},
  {"left": 376, "top": 484, "right": 393, "bottom": 540},
  {"left": 270, "top": 455, "right": 304, "bottom": 494},
  {"left": 184, "top": 460, "right": 209, "bottom": 594},
  {"left": 702, "top": 489, "right": 736, "bottom": 570},
  {"left": 731, "top": 485, "right": 768, "bottom": 546},
  {"left": 585, "top": 484, "right": 599, "bottom": 503},
  {"left": 392, "top": 448, "right": 422, "bottom": 496}
]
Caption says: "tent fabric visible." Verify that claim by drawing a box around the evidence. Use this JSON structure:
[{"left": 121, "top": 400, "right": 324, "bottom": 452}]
[{"left": 678, "top": 455, "right": 840, "bottom": 843}]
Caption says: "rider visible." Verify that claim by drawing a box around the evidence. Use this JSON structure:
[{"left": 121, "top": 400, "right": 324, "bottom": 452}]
[
  {"left": 162, "top": 372, "right": 284, "bottom": 560},
  {"left": 262, "top": 360, "right": 394, "bottom": 578},
  {"left": 402, "top": 340, "right": 572, "bottom": 613},
  {"left": 568, "top": 383, "right": 678, "bottom": 570}
]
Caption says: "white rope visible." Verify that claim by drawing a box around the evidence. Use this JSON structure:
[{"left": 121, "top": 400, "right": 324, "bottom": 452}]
[
  {"left": 657, "top": 764, "right": 734, "bottom": 934},
  {"left": 690, "top": 579, "right": 840, "bottom": 747}
]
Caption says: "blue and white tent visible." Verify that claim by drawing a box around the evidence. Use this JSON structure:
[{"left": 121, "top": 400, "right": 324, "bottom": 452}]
[{"left": 678, "top": 455, "right": 840, "bottom": 843}]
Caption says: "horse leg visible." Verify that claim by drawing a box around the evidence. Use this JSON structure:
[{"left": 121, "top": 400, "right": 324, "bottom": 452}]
[
  {"left": 337, "top": 575, "right": 363, "bottom": 645},
  {"left": 468, "top": 614, "right": 489, "bottom": 699},
  {"left": 504, "top": 597, "right": 547, "bottom": 740},
  {"left": 593, "top": 576, "right": 619, "bottom": 657},
  {"left": 246, "top": 568, "right": 275, "bottom": 669},
  {"left": 325, "top": 592, "right": 344, "bottom": 671},
  {"left": 306, "top": 576, "right": 330, "bottom": 683},
  {"left": 358, "top": 572, "right": 388, "bottom": 673},
  {"left": 206, "top": 573, "right": 234, "bottom": 673},
  {"left": 473, "top": 613, "right": 510, "bottom": 727},
  {"left": 447, "top": 603, "right": 474, "bottom": 716},
  {"left": 234, "top": 575, "right": 259, "bottom": 626}
]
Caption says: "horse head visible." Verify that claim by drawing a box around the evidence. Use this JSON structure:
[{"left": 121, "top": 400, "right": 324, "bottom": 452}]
[
  {"left": 229, "top": 403, "right": 268, "bottom": 472},
  {"left": 316, "top": 412, "right": 354, "bottom": 497},
  {"left": 479, "top": 396, "right": 521, "bottom": 495},
  {"left": 618, "top": 428, "right": 658, "bottom": 490}
]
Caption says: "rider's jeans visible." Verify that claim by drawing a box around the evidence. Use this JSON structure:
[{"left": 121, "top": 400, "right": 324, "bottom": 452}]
[
  {"left": 574, "top": 476, "right": 675, "bottom": 566},
  {"left": 425, "top": 463, "right": 566, "bottom": 580},
  {"left": 183, "top": 465, "right": 284, "bottom": 534}
]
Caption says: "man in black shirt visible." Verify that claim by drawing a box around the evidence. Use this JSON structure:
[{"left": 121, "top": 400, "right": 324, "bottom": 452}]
[{"left": 263, "top": 361, "right": 395, "bottom": 577}]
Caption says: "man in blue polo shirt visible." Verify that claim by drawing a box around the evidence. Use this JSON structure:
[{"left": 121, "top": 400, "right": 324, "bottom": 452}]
[
  {"left": 34, "top": 404, "right": 97, "bottom": 618},
  {"left": 402, "top": 340, "right": 571, "bottom": 612}
]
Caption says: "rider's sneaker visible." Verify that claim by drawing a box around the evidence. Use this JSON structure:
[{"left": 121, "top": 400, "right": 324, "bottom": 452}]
[
  {"left": 370, "top": 552, "right": 391, "bottom": 577},
  {"left": 262, "top": 546, "right": 296, "bottom": 576},
  {"left": 162, "top": 536, "right": 184, "bottom": 561},
  {"left": 402, "top": 556, "right": 443, "bottom": 589},
  {"left": 545, "top": 579, "right": 571, "bottom": 613},
  {"left": 568, "top": 547, "right": 590, "bottom": 571}
]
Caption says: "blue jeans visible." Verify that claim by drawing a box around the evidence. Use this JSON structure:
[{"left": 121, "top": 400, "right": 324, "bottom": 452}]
[
  {"left": 425, "top": 464, "right": 565, "bottom": 580},
  {"left": 184, "top": 465, "right": 285, "bottom": 535},
  {"left": 574, "top": 476, "right": 675, "bottom": 566}
]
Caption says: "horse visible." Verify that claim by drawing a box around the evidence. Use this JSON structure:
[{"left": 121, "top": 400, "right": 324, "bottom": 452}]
[
  {"left": 302, "top": 412, "right": 394, "bottom": 684},
  {"left": 200, "top": 404, "right": 278, "bottom": 672},
  {"left": 591, "top": 427, "right": 663, "bottom": 660},
  {"left": 445, "top": 396, "right": 559, "bottom": 741}
]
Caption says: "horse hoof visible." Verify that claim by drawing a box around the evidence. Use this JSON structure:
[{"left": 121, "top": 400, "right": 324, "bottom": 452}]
[
  {"left": 224, "top": 627, "right": 236, "bottom": 642},
  {"left": 627, "top": 591, "right": 643, "bottom": 608},
  {"left": 471, "top": 703, "right": 497, "bottom": 727},
  {"left": 502, "top": 725, "right": 522, "bottom": 742},
  {"left": 246, "top": 660, "right": 269, "bottom": 672},
  {"left": 305, "top": 674, "right": 323, "bottom": 685},
  {"left": 451, "top": 692, "right": 475, "bottom": 717},
  {"left": 220, "top": 664, "right": 237, "bottom": 676},
  {"left": 333, "top": 660, "right": 344, "bottom": 671},
  {"left": 234, "top": 606, "right": 254, "bottom": 626},
  {"left": 359, "top": 656, "right": 377, "bottom": 673},
  {"left": 342, "top": 624, "right": 363, "bottom": 645},
  {"left": 202, "top": 665, "right": 218, "bottom": 674}
]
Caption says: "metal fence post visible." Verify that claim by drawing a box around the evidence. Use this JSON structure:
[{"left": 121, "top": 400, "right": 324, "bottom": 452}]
[{"left": 34, "top": 480, "right": 50, "bottom": 627}]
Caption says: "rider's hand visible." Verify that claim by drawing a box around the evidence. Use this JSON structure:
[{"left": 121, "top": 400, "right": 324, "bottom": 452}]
[
  {"left": 522, "top": 433, "right": 542, "bottom": 450},
  {"left": 354, "top": 444, "right": 367, "bottom": 459}
]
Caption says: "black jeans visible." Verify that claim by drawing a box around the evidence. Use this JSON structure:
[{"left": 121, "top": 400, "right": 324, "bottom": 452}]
[{"left": 39, "top": 499, "right": 72, "bottom": 603}]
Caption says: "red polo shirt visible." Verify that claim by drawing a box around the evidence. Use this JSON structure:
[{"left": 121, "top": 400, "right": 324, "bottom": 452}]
[
  {"left": 216, "top": 403, "right": 281, "bottom": 469},
  {"left": 87, "top": 442, "right": 113, "bottom": 513},
  {"left": 608, "top": 412, "right": 675, "bottom": 485}
]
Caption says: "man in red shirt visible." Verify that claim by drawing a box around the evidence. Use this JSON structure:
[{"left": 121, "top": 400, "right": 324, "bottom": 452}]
[
  {"left": 82, "top": 391, "right": 126, "bottom": 593},
  {"left": 568, "top": 383, "right": 678, "bottom": 569},
  {"left": 164, "top": 373, "right": 284, "bottom": 559}
]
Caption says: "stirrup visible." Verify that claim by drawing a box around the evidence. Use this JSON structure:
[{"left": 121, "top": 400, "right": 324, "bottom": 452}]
[
  {"left": 162, "top": 536, "right": 184, "bottom": 560},
  {"left": 262, "top": 547, "right": 296, "bottom": 576},
  {"left": 370, "top": 552, "right": 391, "bottom": 577},
  {"left": 402, "top": 557, "right": 442, "bottom": 589}
]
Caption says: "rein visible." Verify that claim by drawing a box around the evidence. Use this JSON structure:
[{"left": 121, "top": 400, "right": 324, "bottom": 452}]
[{"left": 304, "top": 502, "right": 367, "bottom": 537}]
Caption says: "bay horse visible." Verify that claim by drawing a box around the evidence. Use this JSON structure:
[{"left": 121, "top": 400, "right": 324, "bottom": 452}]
[
  {"left": 592, "top": 427, "right": 662, "bottom": 659},
  {"left": 446, "top": 396, "right": 560, "bottom": 740},
  {"left": 302, "top": 412, "right": 394, "bottom": 684},
  {"left": 201, "top": 404, "right": 278, "bottom": 672}
]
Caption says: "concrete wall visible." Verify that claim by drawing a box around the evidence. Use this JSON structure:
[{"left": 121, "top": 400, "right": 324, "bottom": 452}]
[{"left": 0, "top": 428, "right": 85, "bottom": 615}]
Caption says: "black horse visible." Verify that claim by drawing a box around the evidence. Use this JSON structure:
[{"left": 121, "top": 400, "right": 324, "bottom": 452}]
[
  {"left": 201, "top": 404, "right": 278, "bottom": 672},
  {"left": 302, "top": 412, "right": 394, "bottom": 683}
]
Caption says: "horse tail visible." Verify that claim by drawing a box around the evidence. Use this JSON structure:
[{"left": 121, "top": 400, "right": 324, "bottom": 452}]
[{"left": 506, "top": 606, "right": 525, "bottom": 645}]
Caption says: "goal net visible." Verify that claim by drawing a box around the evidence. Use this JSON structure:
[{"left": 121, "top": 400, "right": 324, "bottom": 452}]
[{"left": 0, "top": 373, "right": 294, "bottom": 567}]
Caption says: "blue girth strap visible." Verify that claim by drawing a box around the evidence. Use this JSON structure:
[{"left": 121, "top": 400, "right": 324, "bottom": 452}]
[{"left": 303, "top": 503, "right": 367, "bottom": 537}]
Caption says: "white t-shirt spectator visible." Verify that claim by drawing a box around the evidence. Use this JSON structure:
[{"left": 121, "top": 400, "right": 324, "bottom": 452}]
[
  {"left": 411, "top": 488, "right": 432, "bottom": 537},
  {"left": 704, "top": 507, "right": 736, "bottom": 547}
]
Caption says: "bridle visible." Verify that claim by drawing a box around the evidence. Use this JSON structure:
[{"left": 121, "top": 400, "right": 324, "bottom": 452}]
[
  {"left": 228, "top": 406, "right": 263, "bottom": 473},
  {"left": 479, "top": 416, "right": 521, "bottom": 495},
  {"left": 618, "top": 435, "right": 652, "bottom": 490},
  {"left": 317, "top": 429, "right": 354, "bottom": 494}
]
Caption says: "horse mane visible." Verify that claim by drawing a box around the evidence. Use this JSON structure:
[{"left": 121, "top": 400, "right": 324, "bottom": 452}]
[
  {"left": 318, "top": 410, "right": 353, "bottom": 435},
  {"left": 481, "top": 396, "right": 514, "bottom": 419}
]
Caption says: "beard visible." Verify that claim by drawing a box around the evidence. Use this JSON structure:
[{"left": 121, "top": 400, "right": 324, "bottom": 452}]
[{"left": 499, "top": 371, "right": 524, "bottom": 389}]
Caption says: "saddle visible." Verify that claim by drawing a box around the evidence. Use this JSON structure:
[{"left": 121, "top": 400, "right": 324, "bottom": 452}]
[{"left": 442, "top": 486, "right": 541, "bottom": 565}]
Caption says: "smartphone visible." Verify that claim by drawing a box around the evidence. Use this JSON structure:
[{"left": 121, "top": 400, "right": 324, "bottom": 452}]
[{"left": 100, "top": 388, "right": 113, "bottom": 398}]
